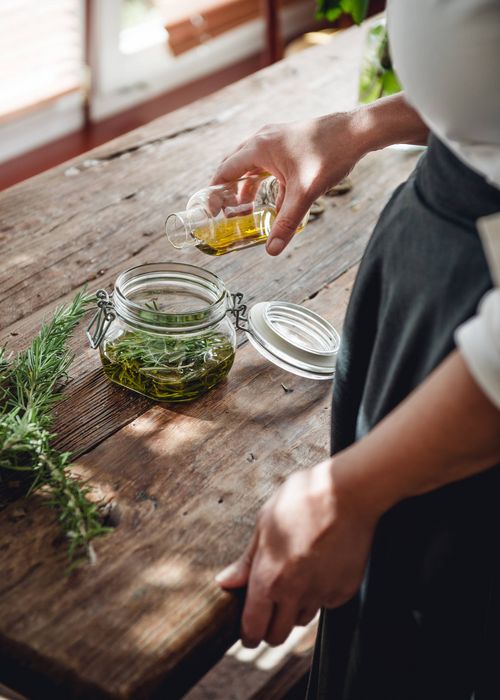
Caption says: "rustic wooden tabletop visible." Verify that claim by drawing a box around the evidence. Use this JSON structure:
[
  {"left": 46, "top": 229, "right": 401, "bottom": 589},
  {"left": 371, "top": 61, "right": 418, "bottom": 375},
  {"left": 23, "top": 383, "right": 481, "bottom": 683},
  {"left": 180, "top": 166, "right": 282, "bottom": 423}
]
[{"left": 0, "top": 21, "right": 420, "bottom": 700}]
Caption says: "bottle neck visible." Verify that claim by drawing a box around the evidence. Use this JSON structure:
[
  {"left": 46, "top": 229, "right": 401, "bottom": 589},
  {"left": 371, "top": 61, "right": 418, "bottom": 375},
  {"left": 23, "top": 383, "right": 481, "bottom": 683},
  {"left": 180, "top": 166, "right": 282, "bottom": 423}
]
[{"left": 165, "top": 207, "right": 210, "bottom": 249}]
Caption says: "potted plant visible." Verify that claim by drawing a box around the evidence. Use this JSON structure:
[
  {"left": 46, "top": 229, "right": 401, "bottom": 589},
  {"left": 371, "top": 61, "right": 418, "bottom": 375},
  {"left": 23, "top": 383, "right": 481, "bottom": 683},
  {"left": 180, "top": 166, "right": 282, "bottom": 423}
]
[{"left": 316, "top": 1, "right": 401, "bottom": 103}]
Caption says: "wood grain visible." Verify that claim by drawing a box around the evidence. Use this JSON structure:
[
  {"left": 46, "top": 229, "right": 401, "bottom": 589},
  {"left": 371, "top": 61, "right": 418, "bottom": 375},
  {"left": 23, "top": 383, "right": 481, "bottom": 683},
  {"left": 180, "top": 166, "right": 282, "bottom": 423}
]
[
  {"left": 2, "top": 146, "right": 416, "bottom": 463},
  {"left": 185, "top": 619, "right": 318, "bottom": 700},
  {"left": 0, "top": 268, "right": 353, "bottom": 699},
  {"left": 0, "top": 19, "right": 420, "bottom": 700},
  {"left": 0, "top": 22, "right": 418, "bottom": 462}
]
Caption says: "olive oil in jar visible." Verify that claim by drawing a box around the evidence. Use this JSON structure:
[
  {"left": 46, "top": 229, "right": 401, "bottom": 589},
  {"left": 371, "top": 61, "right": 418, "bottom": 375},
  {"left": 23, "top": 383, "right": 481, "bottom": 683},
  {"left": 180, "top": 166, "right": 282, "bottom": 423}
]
[{"left": 100, "top": 330, "right": 235, "bottom": 402}]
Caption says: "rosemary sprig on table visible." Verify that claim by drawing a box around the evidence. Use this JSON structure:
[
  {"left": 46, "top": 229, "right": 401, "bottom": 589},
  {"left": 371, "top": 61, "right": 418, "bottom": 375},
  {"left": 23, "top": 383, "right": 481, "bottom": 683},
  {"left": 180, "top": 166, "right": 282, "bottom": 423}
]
[{"left": 0, "top": 291, "right": 109, "bottom": 564}]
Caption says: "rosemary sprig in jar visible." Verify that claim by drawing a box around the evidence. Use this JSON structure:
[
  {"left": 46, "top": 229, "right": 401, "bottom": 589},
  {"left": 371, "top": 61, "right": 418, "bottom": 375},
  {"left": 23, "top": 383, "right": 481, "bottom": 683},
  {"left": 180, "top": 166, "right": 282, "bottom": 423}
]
[
  {"left": 101, "top": 328, "right": 235, "bottom": 402},
  {"left": 0, "top": 290, "right": 110, "bottom": 565}
]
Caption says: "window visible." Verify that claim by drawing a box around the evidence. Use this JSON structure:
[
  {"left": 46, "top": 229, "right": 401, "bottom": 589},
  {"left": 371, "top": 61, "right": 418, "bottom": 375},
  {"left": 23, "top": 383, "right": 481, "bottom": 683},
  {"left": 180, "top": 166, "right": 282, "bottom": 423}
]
[
  {"left": 91, "top": 0, "right": 314, "bottom": 119},
  {"left": 164, "top": 0, "right": 299, "bottom": 56},
  {"left": 0, "top": 0, "right": 315, "bottom": 162},
  {"left": 0, "top": 0, "right": 85, "bottom": 162},
  {"left": 0, "top": 0, "right": 84, "bottom": 122}
]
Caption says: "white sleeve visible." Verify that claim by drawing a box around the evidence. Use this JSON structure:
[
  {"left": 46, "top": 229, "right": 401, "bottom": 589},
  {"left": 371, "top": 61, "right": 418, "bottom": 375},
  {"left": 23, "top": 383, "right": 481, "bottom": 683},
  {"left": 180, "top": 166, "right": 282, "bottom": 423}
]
[
  {"left": 455, "top": 212, "right": 500, "bottom": 409},
  {"left": 456, "top": 288, "right": 500, "bottom": 408}
]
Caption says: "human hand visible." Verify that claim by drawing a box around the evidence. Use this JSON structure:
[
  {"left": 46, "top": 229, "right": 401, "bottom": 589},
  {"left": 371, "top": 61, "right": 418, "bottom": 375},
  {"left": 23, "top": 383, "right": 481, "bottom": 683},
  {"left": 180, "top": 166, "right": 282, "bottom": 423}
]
[
  {"left": 211, "top": 113, "right": 366, "bottom": 256},
  {"left": 215, "top": 458, "right": 378, "bottom": 647}
]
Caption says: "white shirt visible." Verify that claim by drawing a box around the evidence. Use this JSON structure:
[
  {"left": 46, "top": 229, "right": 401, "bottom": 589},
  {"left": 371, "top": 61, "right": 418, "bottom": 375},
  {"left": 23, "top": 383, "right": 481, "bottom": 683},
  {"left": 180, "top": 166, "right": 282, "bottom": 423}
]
[
  {"left": 387, "top": 0, "right": 500, "bottom": 188},
  {"left": 387, "top": 1, "right": 500, "bottom": 408},
  {"left": 456, "top": 214, "right": 500, "bottom": 408}
]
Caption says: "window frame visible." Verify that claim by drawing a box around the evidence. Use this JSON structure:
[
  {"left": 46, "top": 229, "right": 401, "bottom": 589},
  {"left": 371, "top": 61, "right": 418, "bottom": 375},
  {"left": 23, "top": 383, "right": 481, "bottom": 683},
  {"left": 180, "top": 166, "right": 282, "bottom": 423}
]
[
  {"left": 89, "top": 0, "right": 316, "bottom": 120},
  {"left": 0, "top": 0, "right": 316, "bottom": 163},
  {"left": 0, "top": 0, "right": 85, "bottom": 165}
]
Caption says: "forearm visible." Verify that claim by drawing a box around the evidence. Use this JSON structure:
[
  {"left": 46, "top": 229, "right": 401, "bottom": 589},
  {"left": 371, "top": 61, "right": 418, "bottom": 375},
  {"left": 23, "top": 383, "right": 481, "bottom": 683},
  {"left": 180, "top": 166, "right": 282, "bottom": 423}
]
[
  {"left": 348, "top": 92, "right": 430, "bottom": 157},
  {"left": 333, "top": 351, "right": 500, "bottom": 518}
]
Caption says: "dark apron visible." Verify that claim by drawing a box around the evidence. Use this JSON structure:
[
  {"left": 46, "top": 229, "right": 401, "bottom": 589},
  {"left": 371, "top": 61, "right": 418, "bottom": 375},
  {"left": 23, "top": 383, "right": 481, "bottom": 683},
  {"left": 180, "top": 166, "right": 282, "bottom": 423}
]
[{"left": 306, "top": 135, "right": 500, "bottom": 700}]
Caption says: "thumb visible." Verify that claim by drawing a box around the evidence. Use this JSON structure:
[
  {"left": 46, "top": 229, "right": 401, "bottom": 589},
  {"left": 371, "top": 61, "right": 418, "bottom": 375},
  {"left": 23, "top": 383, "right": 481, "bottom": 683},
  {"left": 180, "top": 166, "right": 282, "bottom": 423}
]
[
  {"left": 215, "top": 530, "right": 258, "bottom": 588},
  {"left": 266, "top": 189, "right": 309, "bottom": 256}
]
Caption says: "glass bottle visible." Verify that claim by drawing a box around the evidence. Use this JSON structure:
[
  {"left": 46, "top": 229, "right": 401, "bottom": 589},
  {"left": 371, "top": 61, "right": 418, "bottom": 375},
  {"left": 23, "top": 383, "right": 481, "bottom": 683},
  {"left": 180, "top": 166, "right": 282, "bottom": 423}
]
[{"left": 165, "top": 173, "right": 309, "bottom": 256}]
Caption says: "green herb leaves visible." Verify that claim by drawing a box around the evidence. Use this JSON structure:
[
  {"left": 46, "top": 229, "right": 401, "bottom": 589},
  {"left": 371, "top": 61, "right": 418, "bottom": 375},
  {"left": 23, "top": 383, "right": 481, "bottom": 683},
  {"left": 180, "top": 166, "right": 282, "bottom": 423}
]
[
  {"left": 101, "top": 330, "right": 235, "bottom": 402},
  {"left": 316, "top": 0, "right": 370, "bottom": 25},
  {"left": 0, "top": 290, "right": 109, "bottom": 564}
]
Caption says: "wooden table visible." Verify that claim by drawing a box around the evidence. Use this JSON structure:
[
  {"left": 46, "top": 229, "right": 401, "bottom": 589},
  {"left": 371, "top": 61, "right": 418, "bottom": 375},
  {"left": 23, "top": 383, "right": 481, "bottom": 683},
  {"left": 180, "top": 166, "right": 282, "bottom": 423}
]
[{"left": 0, "top": 21, "right": 419, "bottom": 700}]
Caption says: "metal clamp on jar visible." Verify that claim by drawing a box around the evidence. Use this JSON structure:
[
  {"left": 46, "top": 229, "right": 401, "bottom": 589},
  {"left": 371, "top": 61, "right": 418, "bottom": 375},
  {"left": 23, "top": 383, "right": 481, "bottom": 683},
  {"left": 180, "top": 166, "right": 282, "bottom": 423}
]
[{"left": 88, "top": 262, "right": 339, "bottom": 402}]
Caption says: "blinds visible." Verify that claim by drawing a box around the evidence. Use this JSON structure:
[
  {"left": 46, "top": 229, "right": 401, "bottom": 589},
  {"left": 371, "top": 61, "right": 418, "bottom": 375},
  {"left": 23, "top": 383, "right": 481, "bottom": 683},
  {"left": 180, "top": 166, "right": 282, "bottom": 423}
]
[
  {"left": 0, "top": 0, "right": 83, "bottom": 123},
  {"left": 159, "top": 0, "right": 300, "bottom": 56}
]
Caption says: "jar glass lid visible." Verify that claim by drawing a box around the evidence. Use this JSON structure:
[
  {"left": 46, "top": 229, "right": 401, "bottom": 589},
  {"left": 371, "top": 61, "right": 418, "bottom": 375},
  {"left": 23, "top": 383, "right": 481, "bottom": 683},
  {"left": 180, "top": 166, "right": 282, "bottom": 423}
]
[{"left": 246, "top": 301, "right": 339, "bottom": 380}]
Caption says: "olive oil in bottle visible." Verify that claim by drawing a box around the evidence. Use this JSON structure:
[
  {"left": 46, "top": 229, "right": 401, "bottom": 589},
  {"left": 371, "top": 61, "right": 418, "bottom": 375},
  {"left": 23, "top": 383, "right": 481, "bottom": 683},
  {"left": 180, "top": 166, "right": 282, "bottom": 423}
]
[{"left": 166, "top": 174, "right": 309, "bottom": 255}]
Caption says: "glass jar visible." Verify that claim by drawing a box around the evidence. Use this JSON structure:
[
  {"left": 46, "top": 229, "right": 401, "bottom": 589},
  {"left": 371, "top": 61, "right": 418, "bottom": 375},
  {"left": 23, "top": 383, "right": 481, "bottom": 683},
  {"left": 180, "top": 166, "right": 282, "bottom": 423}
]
[
  {"left": 165, "top": 173, "right": 310, "bottom": 256},
  {"left": 88, "top": 262, "right": 340, "bottom": 403},
  {"left": 87, "top": 262, "right": 236, "bottom": 402}
]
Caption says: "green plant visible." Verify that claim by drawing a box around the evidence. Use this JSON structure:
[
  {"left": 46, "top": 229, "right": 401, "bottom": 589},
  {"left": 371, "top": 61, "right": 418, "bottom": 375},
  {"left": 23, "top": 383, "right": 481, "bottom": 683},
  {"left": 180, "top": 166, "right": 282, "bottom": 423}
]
[
  {"left": 358, "top": 18, "right": 401, "bottom": 103},
  {"left": 101, "top": 329, "right": 235, "bottom": 402},
  {"left": 316, "top": 2, "right": 401, "bottom": 103},
  {"left": 316, "top": 0, "right": 370, "bottom": 25},
  {"left": 0, "top": 291, "right": 110, "bottom": 565}
]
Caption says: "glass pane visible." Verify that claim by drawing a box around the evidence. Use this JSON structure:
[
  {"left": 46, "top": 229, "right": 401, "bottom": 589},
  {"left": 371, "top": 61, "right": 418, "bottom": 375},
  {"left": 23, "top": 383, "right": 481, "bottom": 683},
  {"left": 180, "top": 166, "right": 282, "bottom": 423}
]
[
  {"left": 121, "top": 0, "right": 157, "bottom": 29},
  {"left": 0, "top": 0, "right": 83, "bottom": 120},
  {"left": 120, "top": 0, "right": 166, "bottom": 54}
]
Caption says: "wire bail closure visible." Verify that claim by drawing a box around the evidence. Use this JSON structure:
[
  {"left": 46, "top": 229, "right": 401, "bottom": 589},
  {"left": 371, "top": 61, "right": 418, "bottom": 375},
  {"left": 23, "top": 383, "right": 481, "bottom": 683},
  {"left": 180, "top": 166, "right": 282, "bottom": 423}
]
[
  {"left": 87, "top": 289, "right": 246, "bottom": 348},
  {"left": 230, "top": 292, "right": 249, "bottom": 332},
  {"left": 86, "top": 290, "right": 116, "bottom": 349}
]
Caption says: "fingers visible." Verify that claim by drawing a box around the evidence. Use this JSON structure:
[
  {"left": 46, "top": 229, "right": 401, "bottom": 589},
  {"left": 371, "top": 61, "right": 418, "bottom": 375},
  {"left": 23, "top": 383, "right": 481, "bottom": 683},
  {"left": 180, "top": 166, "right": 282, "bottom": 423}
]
[
  {"left": 266, "top": 188, "right": 310, "bottom": 256},
  {"left": 241, "top": 576, "right": 274, "bottom": 648},
  {"left": 265, "top": 599, "right": 300, "bottom": 646},
  {"left": 205, "top": 188, "right": 225, "bottom": 217},
  {"left": 296, "top": 605, "right": 319, "bottom": 627},
  {"left": 215, "top": 529, "right": 274, "bottom": 647},
  {"left": 215, "top": 529, "right": 258, "bottom": 589},
  {"left": 275, "top": 180, "right": 285, "bottom": 212},
  {"left": 212, "top": 146, "right": 262, "bottom": 186},
  {"left": 239, "top": 173, "right": 262, "bottom": 208}
]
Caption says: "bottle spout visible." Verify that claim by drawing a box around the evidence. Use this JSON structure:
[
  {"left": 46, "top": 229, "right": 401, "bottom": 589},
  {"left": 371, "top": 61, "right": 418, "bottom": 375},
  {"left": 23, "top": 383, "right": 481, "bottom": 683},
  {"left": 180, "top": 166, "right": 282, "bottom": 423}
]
[
  {"left": 165, "top": 207, "right": 209, "bottom": 249},
  {"left": 166, "top": 211, "right": 196, "bottom": 249}
]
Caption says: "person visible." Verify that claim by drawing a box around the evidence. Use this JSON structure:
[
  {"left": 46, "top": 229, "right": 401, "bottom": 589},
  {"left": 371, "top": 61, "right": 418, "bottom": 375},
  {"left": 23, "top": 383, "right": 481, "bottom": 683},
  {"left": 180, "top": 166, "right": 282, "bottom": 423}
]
[{"left": 214, "top": 1, "right": 500, "bottom": 698}]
